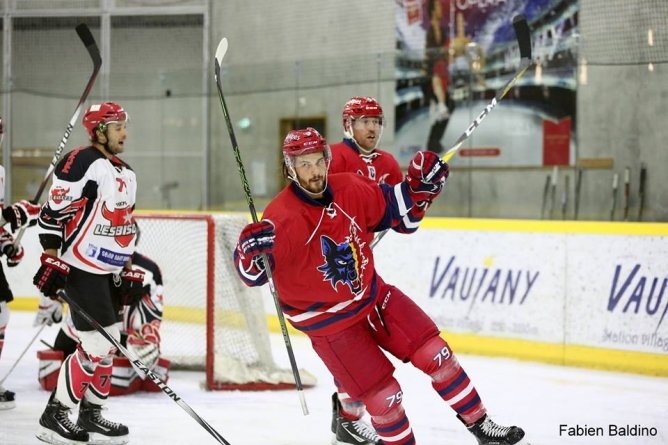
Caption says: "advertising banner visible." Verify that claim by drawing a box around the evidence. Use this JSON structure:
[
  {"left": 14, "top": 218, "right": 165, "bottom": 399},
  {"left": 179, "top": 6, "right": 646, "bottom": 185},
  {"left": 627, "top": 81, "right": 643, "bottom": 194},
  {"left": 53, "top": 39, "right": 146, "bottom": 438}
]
[{"left": 395, "top": 0, "right": 578, "bottom": 167}]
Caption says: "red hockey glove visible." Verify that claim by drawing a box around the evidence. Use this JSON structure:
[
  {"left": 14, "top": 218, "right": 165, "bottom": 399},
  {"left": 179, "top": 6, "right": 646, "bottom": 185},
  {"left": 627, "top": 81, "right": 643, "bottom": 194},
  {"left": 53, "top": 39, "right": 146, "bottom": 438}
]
[
  {"left": 237, "top": 220, "right": 275, "bottom": 258},
  {"left": 33, "top": 253, "right": 70, "bottom": 299},
  {"left": 113, "top": 268, "right": 146, "bottom": 306},
  {"left": 128, "top": 323, "right": 161, "bottom": 370},
  {"left": 2, "top": 199, "right": 40, "bottom": 232},
  {"left": 405, "top": 151, "right": 449, "bottom": 203}
]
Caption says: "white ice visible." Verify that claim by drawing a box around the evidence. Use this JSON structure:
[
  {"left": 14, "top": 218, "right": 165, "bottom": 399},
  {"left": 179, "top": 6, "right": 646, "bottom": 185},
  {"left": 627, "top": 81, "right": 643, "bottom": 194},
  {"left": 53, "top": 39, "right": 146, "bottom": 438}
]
[{"left": 1, "top": 311, "right": 667, "bottom": 445}]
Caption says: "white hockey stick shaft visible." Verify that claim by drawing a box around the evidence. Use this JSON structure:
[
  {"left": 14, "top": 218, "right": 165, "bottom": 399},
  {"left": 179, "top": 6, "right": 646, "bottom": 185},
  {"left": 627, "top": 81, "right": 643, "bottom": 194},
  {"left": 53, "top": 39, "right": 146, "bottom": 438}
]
[
  {"left": 214, "top": 38, "right": 309, "bottom": 416},
  {"left": 0, "top": 325, "right": 46, "bottom": 386},
  {"left": 13, "top": 23, "right": 101, "bottom": 247},
  {"left": 57, "top": 290, "right": 232, "bottom": 445},
  {"left": 370, "top": 15, "right": 533, "bottom": 250}
]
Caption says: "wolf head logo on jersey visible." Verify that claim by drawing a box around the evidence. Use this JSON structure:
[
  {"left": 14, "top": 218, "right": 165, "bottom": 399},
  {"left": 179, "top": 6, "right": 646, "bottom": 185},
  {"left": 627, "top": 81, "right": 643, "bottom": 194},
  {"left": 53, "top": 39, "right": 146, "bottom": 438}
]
[{"left": 317, "top": 235, "right": 362, "bottom": 294}]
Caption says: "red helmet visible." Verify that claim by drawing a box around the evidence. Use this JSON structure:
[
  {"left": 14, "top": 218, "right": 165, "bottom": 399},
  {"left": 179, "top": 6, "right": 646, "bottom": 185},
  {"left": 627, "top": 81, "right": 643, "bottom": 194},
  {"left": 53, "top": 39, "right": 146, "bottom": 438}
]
[
  {"left": 282, "top": 128, "right": 331, "bottom": 177},
  {"left": 342, "top": 96, "right": 384, "bottom": 124},
  {"left": 82, "top": 102, "right": 128, "bottom": 140},
  {"left": 342, "top": 97, "right": 386, "bottom": 152}
]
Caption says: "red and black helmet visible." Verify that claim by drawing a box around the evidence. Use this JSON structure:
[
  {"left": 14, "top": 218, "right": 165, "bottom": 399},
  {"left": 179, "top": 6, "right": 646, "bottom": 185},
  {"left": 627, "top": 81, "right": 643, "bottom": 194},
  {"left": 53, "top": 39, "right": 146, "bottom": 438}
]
[{"left": 82, "top": 102, "right": 128, "bottom": 140}]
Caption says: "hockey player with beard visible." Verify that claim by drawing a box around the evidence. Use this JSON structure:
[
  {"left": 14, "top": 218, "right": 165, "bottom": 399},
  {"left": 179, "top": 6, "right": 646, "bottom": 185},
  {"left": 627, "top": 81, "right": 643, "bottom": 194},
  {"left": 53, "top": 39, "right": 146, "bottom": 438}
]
[
  {"left": 32, "top": 102, "right": 145, "bottom": 445},
  {"left": 329, "top": 97, "right": 402, "bottom": 187},
  {"left": 0, "top": 117, "right": 42, "bottom": 410},
  {"left": 234, "top": 128, "right": 529, "bottom": 445}
]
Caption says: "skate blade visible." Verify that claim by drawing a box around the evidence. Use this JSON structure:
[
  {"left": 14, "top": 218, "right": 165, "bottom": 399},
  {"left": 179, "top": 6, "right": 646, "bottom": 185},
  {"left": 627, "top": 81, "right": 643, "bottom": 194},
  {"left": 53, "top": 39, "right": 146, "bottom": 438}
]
[
  {"left": 87, "top": 432, "right": 129, "bottom": 445},
  {"left": 36, "top": 426, "right": 88, "bottom": 445},
  {"left": 0, "top": 400, "right": 16, "bottom": 410}
]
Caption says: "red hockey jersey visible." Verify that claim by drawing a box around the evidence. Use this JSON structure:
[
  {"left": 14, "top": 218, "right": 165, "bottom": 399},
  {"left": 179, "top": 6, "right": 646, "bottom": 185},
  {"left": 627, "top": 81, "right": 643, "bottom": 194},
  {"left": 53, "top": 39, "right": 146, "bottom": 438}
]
[
  {"left": 235, "top": 173, "right": 424, "bottom": 336},
  {"left": 329, "top": 139, "right": 403, "bottom": 186}
]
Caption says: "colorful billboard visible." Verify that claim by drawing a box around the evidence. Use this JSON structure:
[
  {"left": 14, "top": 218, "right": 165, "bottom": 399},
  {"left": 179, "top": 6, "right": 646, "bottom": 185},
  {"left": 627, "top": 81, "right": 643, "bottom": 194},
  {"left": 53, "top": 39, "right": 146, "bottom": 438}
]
[{"left": 395, "top": 0, "right": 578, "bottom": 167}]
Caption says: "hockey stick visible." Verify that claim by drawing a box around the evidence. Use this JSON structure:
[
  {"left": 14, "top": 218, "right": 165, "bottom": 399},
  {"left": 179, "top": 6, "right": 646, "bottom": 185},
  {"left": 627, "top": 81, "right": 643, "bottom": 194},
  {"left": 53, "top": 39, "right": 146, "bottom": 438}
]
[
  {"left": 13, "top": 23, "right": 101, "bottom": 248},
  {"left": 0, "top": 325, "right": 46, "bottom": 386},
  {"left": 214, "top": 38, "right": 309, "bottom": 416},
  {"left": 561, "top": 174, "right": 569, "bottom": 220},
  {"left": 439, "top": 15, "right": 532, "bottom": 163},
  {"left": 610, "top": 173, "right": 619, "bottom": 221},
  {"left": 371, "top": 15, "right": 532, "bottom": 249},
  {"left": 573, "top": 167, "right": 583, "bottom": 220},
  {"left": 623, "top": 166, "right": 630, "bottom": 221},
  {"left": 548, "top": 165, "right": 558, "bottom": 220},
  {"left": 638, "top": 163, "right": 647, "bottom": 221},
  {"left": 540, "top": 173, "right": 550, "bottom": 219},
  {"left": 56, "top": 290, "right": 231, "bottom": 445}
]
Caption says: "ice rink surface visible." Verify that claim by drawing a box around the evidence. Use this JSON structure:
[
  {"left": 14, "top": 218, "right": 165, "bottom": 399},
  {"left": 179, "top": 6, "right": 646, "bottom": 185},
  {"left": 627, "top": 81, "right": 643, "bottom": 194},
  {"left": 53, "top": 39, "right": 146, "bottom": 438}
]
[{"left": 1, "top": 311, "right": 667, "bottom": 445}]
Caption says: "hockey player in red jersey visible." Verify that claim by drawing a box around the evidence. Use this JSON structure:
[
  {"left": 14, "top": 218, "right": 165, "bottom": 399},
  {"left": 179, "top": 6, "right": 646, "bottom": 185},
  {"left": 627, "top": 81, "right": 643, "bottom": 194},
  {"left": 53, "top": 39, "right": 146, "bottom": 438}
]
[
  {"left": 329, "top": 96, "right": 402, "bottom": 186},
  {"left": 0, "top": 117, "right": 41, "bottom": 410},
  {"left": 235, "top": 128, "right": 529, "bottom": 445},
  {"left": 328, "top": 96, "right": 404, "bottom": 444},
  {"left": 32, "top": 102, "right": 144, "bottom": 445}
]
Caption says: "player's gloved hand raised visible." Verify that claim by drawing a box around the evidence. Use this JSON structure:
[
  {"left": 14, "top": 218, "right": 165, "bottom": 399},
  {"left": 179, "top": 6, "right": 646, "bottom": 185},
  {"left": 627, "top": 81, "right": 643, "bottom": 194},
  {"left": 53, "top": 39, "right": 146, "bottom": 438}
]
[
  {"left": 405, "top": 151, "right": 449, "bottom": 203},
  {"left": 113, "top": 268, "right": 146, "bottom": 306},
  {"left": 0, "top": 230, "right": 24, "bottom": 267},
  {"left": 2, "top": 200, "right": 40, "bottom": 232},
  {"left": 33, "top": 253, "right": 70, "bottom": 299},
  {"left": 33, "top": 294, "right": 63, "bottom": 327},
  {"left": 237, "top": 220, "right": 275, "bottom": 258}
]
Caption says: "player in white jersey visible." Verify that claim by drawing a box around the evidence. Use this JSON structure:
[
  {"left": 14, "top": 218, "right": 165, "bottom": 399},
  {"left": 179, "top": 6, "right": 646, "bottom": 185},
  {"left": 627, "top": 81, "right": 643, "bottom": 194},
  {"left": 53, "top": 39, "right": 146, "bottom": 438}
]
[
  {"left": 0, "top": 117, "right": 41, "bottom": 410},
  {"left": 32, "top": 102, "right": 144, "bottom": 445},
  {"left": 36, "top": 226, "right": 170, "bottom": 397}
]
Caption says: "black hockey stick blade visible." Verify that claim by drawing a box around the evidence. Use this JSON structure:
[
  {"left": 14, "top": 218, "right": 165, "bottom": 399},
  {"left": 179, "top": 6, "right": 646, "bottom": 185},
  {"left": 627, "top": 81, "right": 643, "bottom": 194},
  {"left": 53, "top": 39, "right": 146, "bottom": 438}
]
[
  {"left": 441, "top": 14, "right": 533, "bottom": 162},
  {"left": 57, "top": 290, "right": 232, "bottom": 445},
  {"left": 75, "top": 23, "right": 102, "bottom": 70},
  {"left": 512, "top": 15, "right": 532, "bottom": 60}
]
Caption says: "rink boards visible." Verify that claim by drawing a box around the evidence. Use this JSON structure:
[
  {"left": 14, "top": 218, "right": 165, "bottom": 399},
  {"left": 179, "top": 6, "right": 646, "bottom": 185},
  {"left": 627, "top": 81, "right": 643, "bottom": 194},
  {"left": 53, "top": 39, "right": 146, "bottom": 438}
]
[{"left": 8, "top": 214, "right": 668, "bottom": 377}]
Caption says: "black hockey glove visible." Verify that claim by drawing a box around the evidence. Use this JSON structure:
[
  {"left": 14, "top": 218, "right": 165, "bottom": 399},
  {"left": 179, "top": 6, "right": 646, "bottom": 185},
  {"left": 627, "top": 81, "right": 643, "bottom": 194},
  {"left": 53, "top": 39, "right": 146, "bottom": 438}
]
[
  {"left": 2, "top": 200, "right": 40, "bottom": 232},
  {"left": 33, "top": 253, "right": 70, "bottom": 299},
  {"left": 113, "top": 268, "right": 146, "bottom": 305}
]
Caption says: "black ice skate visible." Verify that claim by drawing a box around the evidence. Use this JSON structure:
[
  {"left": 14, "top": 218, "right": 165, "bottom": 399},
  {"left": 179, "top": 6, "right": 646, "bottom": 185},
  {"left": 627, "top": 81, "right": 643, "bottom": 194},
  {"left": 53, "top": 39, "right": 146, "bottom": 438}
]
[
  {"left": 331, "top": 392, "right": 383, "bottom": 445},
  {"left": 0, "top": 387, "right": 16, "bottom": 410},
  {"left": 36, "top": 392, "right": 89, "bottom": 445},
  {"left": 76, "top": 398, "right": 129, "bottom": 445},
  {"left": 459, "top": 413, "right": 530, "bottom": 445}
]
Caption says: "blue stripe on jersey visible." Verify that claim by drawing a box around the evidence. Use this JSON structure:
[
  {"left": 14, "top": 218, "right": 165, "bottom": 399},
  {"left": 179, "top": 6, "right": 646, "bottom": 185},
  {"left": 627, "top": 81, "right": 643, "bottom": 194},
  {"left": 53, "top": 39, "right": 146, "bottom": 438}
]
[
  {"left": 281, "top": 301, "right": 326, "bottom": 312},
  {"left": 289, "top": 275, "right": 378, "bottom": 332}
]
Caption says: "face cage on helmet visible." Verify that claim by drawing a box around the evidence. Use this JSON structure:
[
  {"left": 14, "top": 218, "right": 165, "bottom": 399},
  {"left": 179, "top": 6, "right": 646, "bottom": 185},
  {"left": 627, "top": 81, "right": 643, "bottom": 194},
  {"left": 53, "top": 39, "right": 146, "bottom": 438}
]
[
  {"left": 283, "top": 145, "right": 332, "bottom": 194},
  {"left": 343, "top": 116, "right": 386, "bottom": 152}
]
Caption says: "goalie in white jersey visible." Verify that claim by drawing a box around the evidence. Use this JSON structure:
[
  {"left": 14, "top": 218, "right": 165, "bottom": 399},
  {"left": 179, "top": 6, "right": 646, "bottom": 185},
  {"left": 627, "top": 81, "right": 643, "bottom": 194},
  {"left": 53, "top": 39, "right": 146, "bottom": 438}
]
[{"left": 32, "top": 102, "right": 144, "bottom": 445}]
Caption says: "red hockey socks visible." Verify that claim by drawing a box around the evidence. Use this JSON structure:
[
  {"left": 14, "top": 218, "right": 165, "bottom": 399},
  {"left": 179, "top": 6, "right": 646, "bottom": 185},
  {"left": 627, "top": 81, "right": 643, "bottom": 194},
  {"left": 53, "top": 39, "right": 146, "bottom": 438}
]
[{"left": 410, "top": 336, "right": 487, "bottom": 425}]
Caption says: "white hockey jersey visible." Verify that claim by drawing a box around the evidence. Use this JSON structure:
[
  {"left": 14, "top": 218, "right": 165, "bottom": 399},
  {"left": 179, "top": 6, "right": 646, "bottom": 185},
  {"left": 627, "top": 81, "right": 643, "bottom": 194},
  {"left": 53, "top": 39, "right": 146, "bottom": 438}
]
[{"left": 38, "top": 146, "right": 138, "bottom": 274}]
